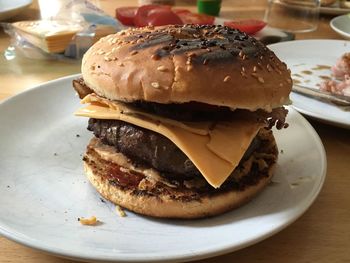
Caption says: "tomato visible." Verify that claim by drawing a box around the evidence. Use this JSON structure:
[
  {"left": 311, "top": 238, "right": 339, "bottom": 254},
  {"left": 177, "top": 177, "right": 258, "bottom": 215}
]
[
  {"left": 134, "top": 5, "right": 173, "bottom": 27},
  {"left": 147, "top": 9, "right": 183, "bottom": 26},
  {"left": 115, "top": 7, "right": 138, "bottom": 26},
  {"left": 172, "top": 8, "right": 192, "bottom": 15},
  {"left": 223, "top": 19, "right": 267, "bottom": 35},
  {"left": 176, "top": 12, "right": 215, "bottom": 25}
]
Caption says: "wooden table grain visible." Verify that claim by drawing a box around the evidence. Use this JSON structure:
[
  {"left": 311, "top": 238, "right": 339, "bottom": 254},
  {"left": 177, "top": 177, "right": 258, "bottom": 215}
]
[{"left": 1, "top": 1, "right": 349, "bottom": 262}]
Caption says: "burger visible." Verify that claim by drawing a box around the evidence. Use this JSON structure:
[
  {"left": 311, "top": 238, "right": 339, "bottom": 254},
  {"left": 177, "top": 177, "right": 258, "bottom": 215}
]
[{"left": 73, "top": 24, "right": 291, "bottom": 219}]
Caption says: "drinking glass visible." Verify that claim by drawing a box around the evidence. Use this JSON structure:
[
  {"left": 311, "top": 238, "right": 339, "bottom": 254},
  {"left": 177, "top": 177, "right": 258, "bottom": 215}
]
[{"left": 264, "top": 0, "right": 320, "bottom": 33}]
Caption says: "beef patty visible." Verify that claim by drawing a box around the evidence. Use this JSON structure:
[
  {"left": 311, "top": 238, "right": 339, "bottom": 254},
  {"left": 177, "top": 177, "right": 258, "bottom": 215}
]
[{"left": 87, "top": 118, "right": 261, "bottom": 180}]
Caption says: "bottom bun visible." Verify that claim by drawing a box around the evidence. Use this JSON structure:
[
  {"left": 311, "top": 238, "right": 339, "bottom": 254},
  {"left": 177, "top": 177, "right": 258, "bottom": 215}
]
[{"left": 83, "top": 130, "right": 278, "bottom": 219}]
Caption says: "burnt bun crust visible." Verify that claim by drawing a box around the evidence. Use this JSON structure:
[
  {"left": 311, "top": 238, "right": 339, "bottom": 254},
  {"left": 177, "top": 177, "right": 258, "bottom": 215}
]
[
  {"left": 83, "top": 129, "right": 278, "bottom": 219},
  {"left": 82, "top": 25, "right": 292, "bottom": 111}
]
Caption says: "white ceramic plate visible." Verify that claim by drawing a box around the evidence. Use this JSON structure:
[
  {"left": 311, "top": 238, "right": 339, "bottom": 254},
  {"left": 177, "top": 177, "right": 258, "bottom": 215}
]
[
  {"left": 330, "top": 14, "right": 350, "bottom": 39},
  {"left": 269, "top": 39, "right": 350, "bottom": 129},
  {"left": 0, "top": 75, "right": 326, "bottom": 262},
  {"left": 0, "top": 0, "right": 32, "bottom": 21}
]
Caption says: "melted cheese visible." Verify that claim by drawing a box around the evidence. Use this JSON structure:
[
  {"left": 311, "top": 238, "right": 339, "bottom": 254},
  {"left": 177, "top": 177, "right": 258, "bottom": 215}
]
[
  {"left": 75, "top": 94, "right": 264, "bottom": 188},
  {"left": 82, "top": 94, "right": 211, "bottom": 135}
]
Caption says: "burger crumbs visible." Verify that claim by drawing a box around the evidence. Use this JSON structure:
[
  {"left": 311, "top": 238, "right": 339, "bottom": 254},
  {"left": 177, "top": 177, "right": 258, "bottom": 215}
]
[
  {"left": 78, "top": 216, "right": 98, "bottom": 226},
  {"left": 280, "top": 149, "right": 284, "bottom": 154},
  {"left": 54, "top": 152, "right": 58, "bottom": 156},
  {"left": 116, "top": 205, "right": 126, "bottom": 217},
  {"left": 100, "top": 197, "right": 106, "bottom": 203},
  {"left": 76, "top": 134, "right": 80, "bottom": 137}
]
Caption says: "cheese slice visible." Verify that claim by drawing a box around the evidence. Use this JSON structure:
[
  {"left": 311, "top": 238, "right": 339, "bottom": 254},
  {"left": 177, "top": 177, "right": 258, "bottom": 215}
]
[
  {"left": 207, "top": 121, "right": 262, "bottom": 164},
  {"left": 75, "top": 95, "right": 264, "bottom": 188},
  {"left": 82, "top": 94, "right": 211, "bottom": 135}
]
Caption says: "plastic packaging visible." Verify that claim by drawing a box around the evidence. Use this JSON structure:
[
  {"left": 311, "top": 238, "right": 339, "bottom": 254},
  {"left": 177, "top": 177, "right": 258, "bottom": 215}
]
[{"left": 1, "top": 0, "right": 124, "bottom": 61}]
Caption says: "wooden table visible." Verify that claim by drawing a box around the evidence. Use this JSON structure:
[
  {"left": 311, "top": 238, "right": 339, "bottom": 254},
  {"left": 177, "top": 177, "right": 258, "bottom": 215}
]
[{"left": 1, "top": 1, "right": 349, "bottom": 262}]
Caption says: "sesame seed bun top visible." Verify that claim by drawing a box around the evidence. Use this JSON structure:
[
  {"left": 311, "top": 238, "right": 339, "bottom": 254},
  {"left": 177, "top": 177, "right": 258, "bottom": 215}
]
[{"left": 81, "top": 25, "right": 292, "bottom": 111}]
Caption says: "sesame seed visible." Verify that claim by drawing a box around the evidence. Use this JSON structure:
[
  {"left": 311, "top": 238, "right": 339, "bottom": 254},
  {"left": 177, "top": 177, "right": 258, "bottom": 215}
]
[
  {"left": 151, "top": 54, "right": 160, "bottom": 60},
  {"left": 104, "top": 57, "right": 112, "bottom": 61},
  {"left": 97, "top": 50, "right": 105, "bottom": 55},
  {"left": 157, "top": 66, "right": 167, "bottom": 72},
  {"left": 203, "top": 59, "right": 208, "bottom": 65},
  {"left": 258, "top": 77, "right": 264, "bottom": 83},
  {"left": 267, "top": 64, "right": 272, "bottom": 72},
  {"left": 253, "top": 66, "right": 257, "bottom": 72},
  {"left": 151, "top": 82, "right": 160, "bottom": 88},
  {"left": 223, "top": 76, "right": 231, "bottom": 82},
  {"left": 186, "top": 65, "right": 193, "bottom": 71},
  {"left": 105, "top": 51, "right": 112, "bottom": 56},
  {"left": 286, "top": 78, "right": 292, "bottom": 83},
  {"left": 111, "top": 38, "right": 117, "bottom": 44},
  {"left": 118, "top": 62, "right": 124, "bottom": 67},
  {"left": 130, "top": 50, "right": 138, "bottom": 55}
]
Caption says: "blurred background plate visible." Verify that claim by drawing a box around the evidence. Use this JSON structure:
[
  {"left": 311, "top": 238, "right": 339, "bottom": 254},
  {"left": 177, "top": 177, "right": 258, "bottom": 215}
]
[
  {"left": 330, "top": 14, "right": 350, "bottom": 39},
  {"left": 320, "top": 3, "right": 350, "bottom": 15},
  {"left": 269, "top": 39, "right": 350, "bottom": 129},
  {"left": 0, "top": 0, "right": 32, "bottom": 21}
]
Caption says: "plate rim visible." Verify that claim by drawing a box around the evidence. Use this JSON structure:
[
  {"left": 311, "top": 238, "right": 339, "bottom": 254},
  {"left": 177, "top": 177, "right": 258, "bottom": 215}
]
[
  {"left": 0, "top": 75, "right": 327, "bottom": 262},
  {"left": 330, "top": 14, "right": 350, "bottom": 39}
]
